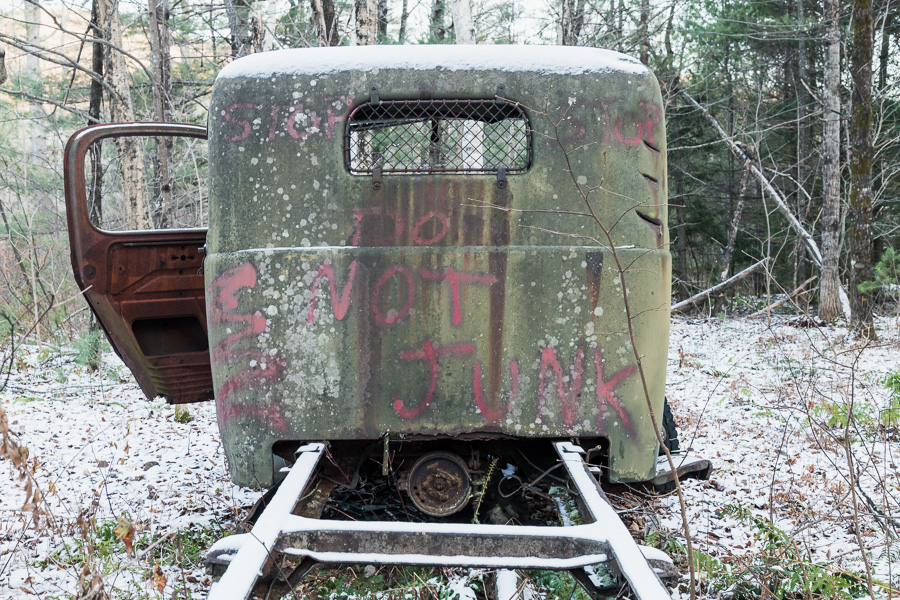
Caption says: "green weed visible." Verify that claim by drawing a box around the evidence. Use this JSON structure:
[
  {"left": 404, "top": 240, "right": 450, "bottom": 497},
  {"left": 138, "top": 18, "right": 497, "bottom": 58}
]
[
  {"left": 174, "top": 405, "right": 194, "bottom": 424},
  {"left": 73, "top": 328, "right": 106, "bottom": 371},
  {"left": 653, "top": 504, "right": 871, "bottom": 599}
]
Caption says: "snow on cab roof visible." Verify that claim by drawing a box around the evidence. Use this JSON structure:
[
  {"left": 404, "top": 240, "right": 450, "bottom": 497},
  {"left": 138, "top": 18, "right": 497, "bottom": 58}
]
[{"left": 217, "top": 45, "right": 649, "bottom": 79}]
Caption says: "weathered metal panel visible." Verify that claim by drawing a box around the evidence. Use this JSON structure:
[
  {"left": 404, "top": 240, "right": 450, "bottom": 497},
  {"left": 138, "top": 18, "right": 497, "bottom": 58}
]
[
  {"left": 207, "top": 46, "right": 670, "bottom": 487},
  {"left": 64, "top": 123, "right": 213, "bottom": 404}
]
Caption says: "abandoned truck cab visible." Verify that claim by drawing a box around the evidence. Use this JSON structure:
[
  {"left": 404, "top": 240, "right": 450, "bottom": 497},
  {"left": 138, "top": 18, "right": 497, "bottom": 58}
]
[
  {"left": 208, "top": 45, "right": 670, "bottom": 489},
  {"left": 65, "top": 45, "right": 709, "bottom": 600}
]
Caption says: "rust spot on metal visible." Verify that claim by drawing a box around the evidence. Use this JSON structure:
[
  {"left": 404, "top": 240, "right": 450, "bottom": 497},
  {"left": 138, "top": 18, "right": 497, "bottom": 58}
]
[
  {"left": 585, "top": 251, "right": 604, "bottom": 316},
  {"left": 407, "top": 451, "right": 471, "bottom": 516},
  {"left": 487, "top": 179, "right": 510, "bottom": 419}
]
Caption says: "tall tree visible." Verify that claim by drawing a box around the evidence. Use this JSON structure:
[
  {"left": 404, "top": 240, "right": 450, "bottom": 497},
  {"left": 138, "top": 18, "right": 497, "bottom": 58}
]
[
  {"left": 148, "top": 0, "right": 173, "bottom": 228},
  {"left": 224, "top": 0, "right": 255, "bottom": 57},
  {"left": 449, "top": 0, "right": 476, "bottom": 44},
  {"left": 559, "top": 0, "right": 585, "bottom": 45},
  {"left": 819, "top": 0, "right": 844, "bottom": 321},
  {"left": 25, "top": 0, "right": 46, "bottom": 176},
  {"left": 848, "top": 0, "right": 877, "bottom": 336},
  {"left": 430, "top": 0, "right": 446, "bottom": 42},
  {"left": 355, "top": 0, "right": 376, "bottom": 44},
  {"left": 311, "top": 0, "right": 339, "bottom": 46},
  {"left": 98, "top": 0, "right": 152, "bottom": 230}
]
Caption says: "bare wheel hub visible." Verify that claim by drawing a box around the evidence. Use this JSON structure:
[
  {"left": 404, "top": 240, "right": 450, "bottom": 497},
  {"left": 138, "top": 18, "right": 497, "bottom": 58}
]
[{"left": 407, "top": 452, "right": 471, "bottom": 517}]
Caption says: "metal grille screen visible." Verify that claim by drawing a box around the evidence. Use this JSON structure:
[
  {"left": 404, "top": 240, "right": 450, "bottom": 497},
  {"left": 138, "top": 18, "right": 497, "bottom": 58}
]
[{"left": 346, "top": 99, "right": 531, "bottom": 174}]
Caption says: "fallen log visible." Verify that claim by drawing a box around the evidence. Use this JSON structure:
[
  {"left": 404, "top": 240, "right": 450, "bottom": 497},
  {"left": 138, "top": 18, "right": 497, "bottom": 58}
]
[
  {"left": 680, "top": 89, "right": 851, "bottom": 320},
  {"left": 747, "top": 275, "right": 818, "bottom": 319},
  {"left": 671, "top": 257, "right": 771, "bottom": 313}
]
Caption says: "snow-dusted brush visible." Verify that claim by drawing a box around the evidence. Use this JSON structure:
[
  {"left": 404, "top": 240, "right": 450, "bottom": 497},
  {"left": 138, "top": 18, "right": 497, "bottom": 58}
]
[{"left": 62, "top": 45, "right": 711, "bottom": 599}]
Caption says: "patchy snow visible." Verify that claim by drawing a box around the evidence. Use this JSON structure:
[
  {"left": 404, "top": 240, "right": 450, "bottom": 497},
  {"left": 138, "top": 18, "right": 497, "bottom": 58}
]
[
  {"left": 661, "top": 314, "right": 900, "bottom": 596},
  {"left": 0, "top": 347, "right": 261, "bottom": 599},
  {"left": 1, "top": 313, "right": 899, "bottom": 598},
  {"left": 217, "top": 45, "right": 649, "bottom": 80}
]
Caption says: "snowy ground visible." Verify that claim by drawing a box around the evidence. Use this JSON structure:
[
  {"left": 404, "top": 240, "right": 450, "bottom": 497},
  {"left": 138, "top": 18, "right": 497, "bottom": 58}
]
[{"left": 1, "top": 314, "right": 899, "bottom": 599}]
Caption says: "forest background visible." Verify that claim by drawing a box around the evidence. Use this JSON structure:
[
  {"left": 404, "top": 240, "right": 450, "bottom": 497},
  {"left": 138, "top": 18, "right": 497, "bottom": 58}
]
[
  {"left": 0, "top": 0, "right": 898, "bottom": 338},
  {"left": 0, "top": 1, "right": 898, "bottom": 599}
]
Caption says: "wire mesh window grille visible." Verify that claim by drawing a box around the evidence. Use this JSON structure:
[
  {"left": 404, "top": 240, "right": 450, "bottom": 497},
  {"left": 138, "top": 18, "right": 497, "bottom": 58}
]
[{"left": 346, "top": 99, "right": 531, "bottom": 174}]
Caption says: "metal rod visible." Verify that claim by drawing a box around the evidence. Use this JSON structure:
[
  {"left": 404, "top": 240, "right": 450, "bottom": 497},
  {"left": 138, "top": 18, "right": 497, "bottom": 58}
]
[
  {"left": 208, "top": 443, "right": 325, "bottom": 600},
  {"left": 555, "top": 442, "right": 671, "bottom": 599}
]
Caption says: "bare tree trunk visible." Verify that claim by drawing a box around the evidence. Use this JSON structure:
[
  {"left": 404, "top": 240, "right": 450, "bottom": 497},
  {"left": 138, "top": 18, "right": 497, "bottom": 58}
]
[
  {"left": 430, "top": 0, "right": 446, "bottom": 43},
  {"left": 98, "top": 0, "right": 151, "bottom": 230},
  {"left": 88, "top": 0, "right": 104, "bottom": 225},
  {"left": 0, "top": 46, "right": 7, "bottom": 85},
  {"left": 355, "top": 0, "right": 377, "bottom": 45},
  {"left": 377, "top": 0, "right": 388, "bottom": 42},
  {"left": 720, "top": 160, "right": 750, "bottom": 282},
  {"left": 639, "top": 0, "right": 649, "bottom": 65},
  {"left": 311, "top": 0, "right": 338, "bottom": 46},
  {"left": 713, "top": 158, "right": 749, "bottom": 314},
  {"left": 615, "top": 0, "right": 624, "bottom": 52},
  {"left": 25, "top": 1, "right": 46, "bottom": 180},
  {"left": 398, "top": 0, "right": 409, "bottom": 42},
  {"left": 224, "top": 0, "right": 254, "bottom": 57},
  {"left": 85, "top": 0, "right": 106, "bottom": 370},
  {"left": 681, "top": 90, "right": 825, "bottom": 269},
  {"left": 848, "top": 0, "right": 877, "bottom": 338},
  {"left": 258, "top": 0, "right": 279, "bottom": 51},
  {"left": 877, "top": 0, "right": 892, "bottom": 91},
  {"left": 672, "top": 258, "right": 772, "bottom": 313},
  {"left": 449, "top": 0, "right": 475, "bottom": 44},
  {"left": 148, "top": 0, "right": 173, "bottom": 229},
  {"left": 794, "top": 0, "right": 809, "bottom": 297},
  {"left": 559, "top": 0, "right": 572, "bottom": 44},
  {"left": 819, "top": 0, "right": 844, "bottom": 322}
]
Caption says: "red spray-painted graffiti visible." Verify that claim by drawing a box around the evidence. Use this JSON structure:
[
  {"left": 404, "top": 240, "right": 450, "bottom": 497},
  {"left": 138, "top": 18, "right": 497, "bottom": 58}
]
[
  {"left": 306, "top": 261, "right": 358, "bottom": 324},
  {"left": 557, "top": 99, "right": 663, "bottom": 149},
  {"left": 351, "top": 206, "right": 455, "bottom": 247},
  {"left": 421, "top": 268, "right": 497, "bottom": 326},
  {"left": 305, "top": 260, "right": 495, "bottom": 329},
  {"left": 536, "top": 346, "right": 636, "bottom": 435},
  {"left": 473, "top": 359, "right": 519, "bottom": 421},
  {"left": 392, "top": 341, "right": 475, "bottom": 418},
  {"left": 593, "top": 349, "right": 636, "bottom": 433},
  {"left": 299, "top": 201, "right": 639, "bottom": 430},
  {"left": 209, "top": 263, "right": 287, "bottom": 432},
  {"left": 220, "top": 97, "right": 352, "bottom": 143},
  {"left": 391, "top": 340, "right": 519, "bottom": 422},
  {"left": 537, "top": 347, "right": 585, "bottom": 427}
]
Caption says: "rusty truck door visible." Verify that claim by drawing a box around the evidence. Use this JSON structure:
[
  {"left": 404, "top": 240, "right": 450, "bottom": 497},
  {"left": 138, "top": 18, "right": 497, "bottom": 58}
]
[{"left": 64, "top": 123, "right": 213, "bottom": 404}]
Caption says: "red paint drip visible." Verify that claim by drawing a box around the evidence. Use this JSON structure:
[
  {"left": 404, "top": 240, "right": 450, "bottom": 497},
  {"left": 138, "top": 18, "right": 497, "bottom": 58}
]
[{"left": 473, "top": 359, "right": 519, "bottom": 421}]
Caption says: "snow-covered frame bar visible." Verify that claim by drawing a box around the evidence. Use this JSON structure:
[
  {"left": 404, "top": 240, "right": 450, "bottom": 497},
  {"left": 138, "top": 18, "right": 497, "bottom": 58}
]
[{"left": 206, "top": 442, "right": 673, "bottom": 600}]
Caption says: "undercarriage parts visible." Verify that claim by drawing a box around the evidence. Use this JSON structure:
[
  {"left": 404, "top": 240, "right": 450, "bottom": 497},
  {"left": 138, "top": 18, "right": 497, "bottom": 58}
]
[
  {"left": 206, "top": 442, "right": 674, "bottom": 600},
  {"left": 406, "top": 451, "right": 471, "bottom": 516}
]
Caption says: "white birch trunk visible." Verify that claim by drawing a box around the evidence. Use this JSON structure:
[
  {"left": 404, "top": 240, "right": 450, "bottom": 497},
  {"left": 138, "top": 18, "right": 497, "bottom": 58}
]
[
  {"left": 819, "top": 0, "right": 845, "bottom": 321},
  {"left": 354, "top": 0, "right": 377, "bottom": 45},
  {"left": 25, "top": 1, "right": 46, "bottom": 175},
  {"left": 449, "top": 0, "right": 476, "bottom": 44}
]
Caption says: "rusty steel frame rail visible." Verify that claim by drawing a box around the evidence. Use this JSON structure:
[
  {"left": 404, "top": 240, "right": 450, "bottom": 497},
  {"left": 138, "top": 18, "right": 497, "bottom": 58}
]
[{"left": 207, "top": 442, "right": 671, "bottom": 600}]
